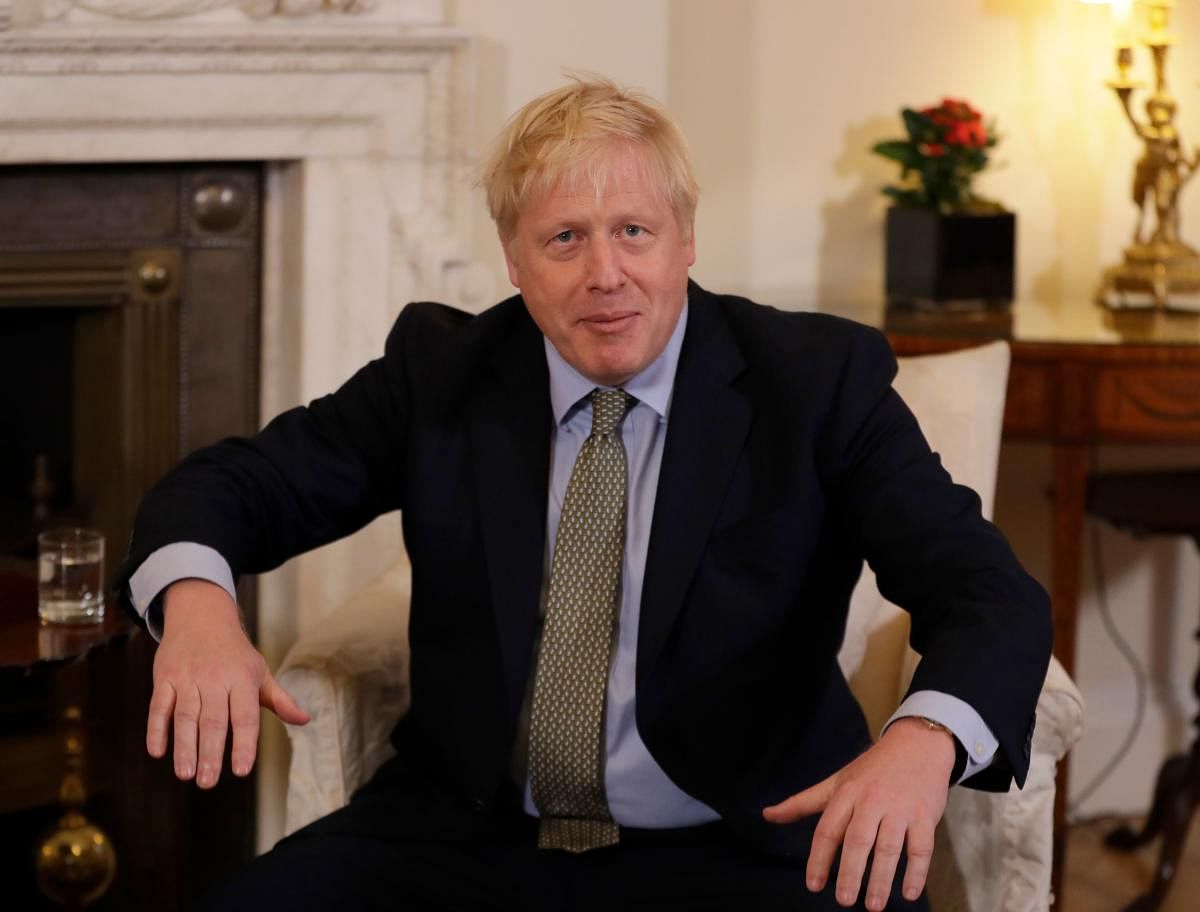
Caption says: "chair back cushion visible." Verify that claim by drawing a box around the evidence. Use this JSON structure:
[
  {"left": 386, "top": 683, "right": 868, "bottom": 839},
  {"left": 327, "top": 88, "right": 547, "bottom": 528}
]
[{"left": 838, "top": 340, "right": 1012, "bottom": 727}]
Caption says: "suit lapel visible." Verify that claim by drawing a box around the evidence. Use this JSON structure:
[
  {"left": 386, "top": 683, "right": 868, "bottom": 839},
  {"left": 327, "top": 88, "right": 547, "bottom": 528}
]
[
  {"left": 469, "top": 305, "right": 552, "bottom": 720},
  {"left": 638, "top": 286, "right": 750, "bottom": 686}
]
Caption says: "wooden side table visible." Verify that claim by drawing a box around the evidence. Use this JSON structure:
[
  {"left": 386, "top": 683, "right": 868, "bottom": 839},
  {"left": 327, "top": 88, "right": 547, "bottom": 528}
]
[{"left": 1, "top": 563, "right": 132, "bottom": 909}]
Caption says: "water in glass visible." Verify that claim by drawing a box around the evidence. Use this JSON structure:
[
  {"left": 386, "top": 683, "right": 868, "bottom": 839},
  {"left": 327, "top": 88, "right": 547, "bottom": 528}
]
[{"left": 38, "top": 529, "right": 105, "bottom": 625}]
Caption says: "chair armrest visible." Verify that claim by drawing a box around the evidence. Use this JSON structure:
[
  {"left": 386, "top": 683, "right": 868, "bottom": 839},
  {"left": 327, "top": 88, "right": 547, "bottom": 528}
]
[
  {"left": 277, "top": 557, "right": 413, "bottom": 835},
  {"left": 1031, "top": 654, "right": 1085, "bottom": 763},
  {"left": 931, "top": 656, "right": 1085, "bottom": 912}
]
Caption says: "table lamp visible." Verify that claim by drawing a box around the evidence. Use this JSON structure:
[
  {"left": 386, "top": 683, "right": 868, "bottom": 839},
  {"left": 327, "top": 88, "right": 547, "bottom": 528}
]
[{"left": 1083, "top": 0, "right": 1200, "bottom": 311}]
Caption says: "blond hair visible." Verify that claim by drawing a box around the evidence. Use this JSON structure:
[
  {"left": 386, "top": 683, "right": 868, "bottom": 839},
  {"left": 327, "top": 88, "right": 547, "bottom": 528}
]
[{"left": 480, "top": 76, "right": 699, "bottom": 240}]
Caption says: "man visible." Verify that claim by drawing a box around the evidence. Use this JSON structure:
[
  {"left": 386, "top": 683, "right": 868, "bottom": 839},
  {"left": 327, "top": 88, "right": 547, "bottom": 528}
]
[{"left": 119, "top": 78, "right": 1051, "bottom": 911}]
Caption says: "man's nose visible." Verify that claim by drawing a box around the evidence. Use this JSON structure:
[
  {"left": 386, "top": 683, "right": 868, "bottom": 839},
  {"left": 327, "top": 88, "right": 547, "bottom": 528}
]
[{"left": 585, "top": 238, "right": 626, "bottom": 292}]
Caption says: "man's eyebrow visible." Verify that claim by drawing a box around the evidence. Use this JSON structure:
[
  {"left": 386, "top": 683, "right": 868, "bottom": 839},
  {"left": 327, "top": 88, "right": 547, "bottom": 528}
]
[{"left": 611, "top": 210, "right": 665, "bottom": 225}]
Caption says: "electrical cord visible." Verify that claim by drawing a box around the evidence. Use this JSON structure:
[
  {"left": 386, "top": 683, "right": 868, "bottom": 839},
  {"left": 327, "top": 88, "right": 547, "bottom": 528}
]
[{"left": 1065, "top": 503, "right": 1150, "bottom": 823}]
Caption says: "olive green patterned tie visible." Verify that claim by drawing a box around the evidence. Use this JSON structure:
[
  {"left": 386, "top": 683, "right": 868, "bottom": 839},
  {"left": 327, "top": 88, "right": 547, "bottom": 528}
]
[{"left": 529, "top": 388, "right": 633, "bottom": 852}]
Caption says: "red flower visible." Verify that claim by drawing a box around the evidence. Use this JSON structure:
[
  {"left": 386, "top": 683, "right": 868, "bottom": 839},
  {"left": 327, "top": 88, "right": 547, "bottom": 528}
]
[
  {"left": 944, "top": 119, "right": 988, "bottom": 148},
  {"left": 872, "top": 96, "right": 999, "bottom": 212},
  {"left": 923, "top": 107, "right": 954, "bottom": 128},
  {"left": 939, "top": 98, "right": 980, "bottom": 120}
]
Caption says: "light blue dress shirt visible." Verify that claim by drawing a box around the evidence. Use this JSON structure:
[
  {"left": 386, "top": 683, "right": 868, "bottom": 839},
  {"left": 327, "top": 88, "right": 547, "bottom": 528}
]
[{"left": 129, "top": 299, "right": 998, "bottom": 825}]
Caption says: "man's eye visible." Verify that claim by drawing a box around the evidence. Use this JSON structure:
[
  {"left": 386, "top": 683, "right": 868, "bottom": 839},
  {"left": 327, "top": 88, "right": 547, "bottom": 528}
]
[
  {"left": 553, "top": 231, "right": 574, "bottom": 244},
  {"left": 622, "top": 225, "right": 643, "bottom": 237}
]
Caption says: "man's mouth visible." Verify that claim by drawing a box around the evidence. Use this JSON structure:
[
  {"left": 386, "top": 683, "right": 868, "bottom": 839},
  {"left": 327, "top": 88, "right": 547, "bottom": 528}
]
[{"left": 580, "top": 312, "right": 638, "bottom": 334}]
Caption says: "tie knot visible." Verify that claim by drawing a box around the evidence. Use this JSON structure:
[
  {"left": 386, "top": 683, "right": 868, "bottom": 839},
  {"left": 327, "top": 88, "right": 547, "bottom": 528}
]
[{"left": 590, "top": 389, "right": 631, "bottom": 437}]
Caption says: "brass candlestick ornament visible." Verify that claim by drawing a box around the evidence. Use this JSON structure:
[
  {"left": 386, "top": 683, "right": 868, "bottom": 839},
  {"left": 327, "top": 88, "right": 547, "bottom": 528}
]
[
  {"left": 35, "top": 707, "right": 116, "bottom": 909},
  {"left": 1100, "top": 0, "right": 1200, "bottom": 311}
]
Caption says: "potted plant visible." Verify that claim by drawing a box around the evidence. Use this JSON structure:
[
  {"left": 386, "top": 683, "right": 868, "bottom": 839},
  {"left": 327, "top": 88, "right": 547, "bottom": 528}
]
[{"left": 872, "top": 98, "right": 1014, "bottom": 307}]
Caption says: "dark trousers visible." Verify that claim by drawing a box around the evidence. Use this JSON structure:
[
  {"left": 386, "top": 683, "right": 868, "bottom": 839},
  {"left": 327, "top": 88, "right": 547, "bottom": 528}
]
[{"left": 196, "top": 765, "right": 930, "bottom": 912}]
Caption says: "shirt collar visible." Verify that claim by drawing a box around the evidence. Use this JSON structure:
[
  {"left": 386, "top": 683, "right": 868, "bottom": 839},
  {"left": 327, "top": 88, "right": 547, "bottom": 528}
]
[{"left": 544, "top": 298, "right": 689, "bottom": 426}]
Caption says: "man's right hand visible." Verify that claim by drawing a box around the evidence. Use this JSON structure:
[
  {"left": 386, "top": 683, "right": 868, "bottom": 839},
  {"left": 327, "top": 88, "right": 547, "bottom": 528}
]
[{"left": 146, "top": 579, "right": 310, "bottom": 788}]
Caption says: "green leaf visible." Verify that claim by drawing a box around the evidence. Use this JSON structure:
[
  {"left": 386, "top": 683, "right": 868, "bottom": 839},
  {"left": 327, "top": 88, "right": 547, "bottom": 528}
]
[
  {"left": 871, "top": 140, "right": 914, "bottom": 164},
  {"left": 901, "top": 108, "right": 930, "bottom": 141}
]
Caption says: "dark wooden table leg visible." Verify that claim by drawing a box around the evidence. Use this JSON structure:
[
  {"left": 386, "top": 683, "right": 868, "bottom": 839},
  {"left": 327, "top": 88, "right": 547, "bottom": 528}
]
[{"left": 1050, "top": 443, "right": 1088, "bottom": 909}]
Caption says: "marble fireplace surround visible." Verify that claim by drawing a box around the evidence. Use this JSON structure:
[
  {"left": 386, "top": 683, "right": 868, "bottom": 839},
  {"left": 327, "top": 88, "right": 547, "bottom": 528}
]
[{"left": 1, "top": 0, "right": 481, "bottom": 848}]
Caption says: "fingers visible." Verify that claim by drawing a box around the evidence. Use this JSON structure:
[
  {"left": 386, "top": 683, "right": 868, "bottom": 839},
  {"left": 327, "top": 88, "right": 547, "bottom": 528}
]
[
  {"left": 771, "top": 730, "right": 949, "bottom": 908},
  {"left": 229, "top": 682, "right": 261, "bottom": 778},
  {"left": 156, "top": 672, "right": 284, "bottom": 785},
  {"left": 761, "top": 774, "right": 834, "bottom": 824},
  {"left": 195, "top": 681, "right": 230, "bottom": 789},
  {"left": 900, "top": 818, "right": 936, "bottom": 904},
  {"left": 261, "top": 674, "right": 310, "bottom": 726},
  {"left": 805, "top": 792, "right": 853, "bottom": 898},
  {"left": 172, "top": 682, "right": 201, "bottom": 781},
  {"left": 814, "top": 810, "right": 925, "bottom": 911},
  {"left": 863, "top": 815, "right": 907, "bottom": 911},
  {"left": 834, "top": 802, "right": 884, "bottom": 907},
  {"left": 146, "top": 680, "right": 176, "bottom": 759},
  {"left": 150, "top": 586, "right": 277, "bottom": 787}
]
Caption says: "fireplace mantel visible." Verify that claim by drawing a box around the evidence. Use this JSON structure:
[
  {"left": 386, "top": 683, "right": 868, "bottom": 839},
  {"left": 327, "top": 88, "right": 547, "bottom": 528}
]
[{"left": 0, "top": 0, "right": 482, "bottom": 850}]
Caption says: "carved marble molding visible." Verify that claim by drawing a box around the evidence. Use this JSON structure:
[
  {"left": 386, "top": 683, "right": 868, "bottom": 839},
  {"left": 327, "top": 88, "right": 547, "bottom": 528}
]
[
  {"left": 0, "top": 29, "right": 467, "bottom": 74},
  {"left": 54, "top": 0, "right": 375, "bottom": 21},
  {"left": 7, "top": 0, "right": 436, "bottom": 27}
]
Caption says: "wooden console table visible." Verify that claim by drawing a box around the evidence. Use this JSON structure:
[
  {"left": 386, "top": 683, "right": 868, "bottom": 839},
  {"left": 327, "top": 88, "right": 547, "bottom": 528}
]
[
  {"left": 1, "top": 565, "right": 131, "bottom": 908},
  {"left": 839, "top": 298, "right": 1200, "bottom": 909}
]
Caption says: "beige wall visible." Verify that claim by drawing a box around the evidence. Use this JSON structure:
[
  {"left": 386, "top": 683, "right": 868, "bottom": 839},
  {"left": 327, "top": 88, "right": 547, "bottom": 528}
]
[
  {"left": 450, "top": 0, "right": 1200, "bottom": 819},
  {"left": 671, "top": 0, "right": 1200, "bottom": 308}
]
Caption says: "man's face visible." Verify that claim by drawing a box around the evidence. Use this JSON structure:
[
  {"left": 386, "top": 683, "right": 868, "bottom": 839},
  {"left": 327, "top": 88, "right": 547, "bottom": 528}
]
[{"left": 502, "top": 144, "right": 695, "bottom": 388}]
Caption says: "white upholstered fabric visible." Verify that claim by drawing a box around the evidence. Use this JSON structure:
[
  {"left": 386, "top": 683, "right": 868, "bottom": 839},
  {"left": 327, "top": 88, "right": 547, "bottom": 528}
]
[
  {"left": 278, "top": 340, "right": 1084, "bottom": 912},
  {"left": 279, "top": 557, "right": 410, "bottom": 835}
]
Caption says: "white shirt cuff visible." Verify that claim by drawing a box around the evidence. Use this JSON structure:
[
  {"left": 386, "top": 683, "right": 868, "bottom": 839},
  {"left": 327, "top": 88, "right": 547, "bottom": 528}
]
[
  {"left": 127, "top": 542, "right": 237, "bottom": 641},
  {"left": 885, "top": 690, "right": 999, "bottom": 785}
]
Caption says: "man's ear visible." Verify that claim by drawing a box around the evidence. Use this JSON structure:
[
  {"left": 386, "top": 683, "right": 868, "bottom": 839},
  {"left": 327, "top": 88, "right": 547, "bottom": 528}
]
[
  {"left": 684, "top": 222, "right": 697, "bottom": 268},
  {"left": 500, "top": 231, "right": 521, "bottom": 289}
]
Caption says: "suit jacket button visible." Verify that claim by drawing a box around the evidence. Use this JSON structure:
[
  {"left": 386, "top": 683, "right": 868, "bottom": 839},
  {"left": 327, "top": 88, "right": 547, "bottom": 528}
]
[{"left": 471, "top": 797, "right": 487, "bottom": 813}]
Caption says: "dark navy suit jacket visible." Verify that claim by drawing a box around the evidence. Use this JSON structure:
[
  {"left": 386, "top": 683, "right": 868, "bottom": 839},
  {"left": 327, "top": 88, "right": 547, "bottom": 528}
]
[{"left": 118, "top": 281, "right": 1052, "bottom": 857}]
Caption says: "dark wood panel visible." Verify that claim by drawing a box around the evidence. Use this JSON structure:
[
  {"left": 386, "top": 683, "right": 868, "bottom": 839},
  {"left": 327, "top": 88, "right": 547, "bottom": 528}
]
[
  {"left": 1003, "top": 361, "right": 1054, "bottom": 437},
  {"left": 1094, "top": 366, "right": 1200, "bottom": 441},
  {"left": 0, "top": 166, "right": 180, "bottom": 248},
  {"left": 182, "top": 247, "right": 260, "bottom": 452}
]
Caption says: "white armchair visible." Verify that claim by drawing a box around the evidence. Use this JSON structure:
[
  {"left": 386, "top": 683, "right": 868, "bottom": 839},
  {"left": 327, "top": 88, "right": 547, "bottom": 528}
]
[{"left": 278, "top": 340, "right": 1084, "bottom": 912}]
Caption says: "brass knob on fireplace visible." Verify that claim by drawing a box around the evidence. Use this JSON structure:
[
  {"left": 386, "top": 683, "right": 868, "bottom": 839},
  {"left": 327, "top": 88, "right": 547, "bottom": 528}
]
[
  {"left": 129, "top": 248, "right": 181, "bottom": 306},
  {"left": 193, "top": 182, "right": 247, "bottom": 232},
  {"left": 138, "top": 260, "right": 171, "bottom": 295}
]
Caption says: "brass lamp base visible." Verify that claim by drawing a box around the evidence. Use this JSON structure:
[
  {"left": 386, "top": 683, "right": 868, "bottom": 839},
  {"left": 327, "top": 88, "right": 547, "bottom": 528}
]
[{"left": 1099, "top": 241, "right": 1200, "bottom": 312}]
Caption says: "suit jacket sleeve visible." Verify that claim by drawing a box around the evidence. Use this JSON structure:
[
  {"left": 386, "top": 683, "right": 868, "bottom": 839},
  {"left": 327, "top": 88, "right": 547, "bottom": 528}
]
[
  {"left": 114, "top": 304, "right": 417, "bottom": 617},
  {"left": 826, "top": 327, "right": 1051, "bottom": 791}
]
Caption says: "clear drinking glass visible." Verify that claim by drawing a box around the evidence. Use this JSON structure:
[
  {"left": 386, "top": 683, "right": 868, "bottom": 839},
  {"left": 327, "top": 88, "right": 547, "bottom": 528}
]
[{"left": 37, "top": 528, "right": 106, "bottom": 625}]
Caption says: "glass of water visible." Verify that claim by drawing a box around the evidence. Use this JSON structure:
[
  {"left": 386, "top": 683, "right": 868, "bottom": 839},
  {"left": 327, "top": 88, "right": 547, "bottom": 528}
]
[{"left": 38, "top": 528, "right": 106, "bottom": 625}]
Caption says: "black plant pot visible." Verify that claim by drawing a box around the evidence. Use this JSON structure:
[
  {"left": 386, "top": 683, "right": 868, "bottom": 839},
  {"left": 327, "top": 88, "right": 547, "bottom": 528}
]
[{"left": 884, "top": 207, "right": 1015, "bottom": 307}]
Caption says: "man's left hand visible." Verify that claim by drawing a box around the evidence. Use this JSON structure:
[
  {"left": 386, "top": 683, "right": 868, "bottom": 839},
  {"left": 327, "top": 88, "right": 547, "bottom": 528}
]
[{"left": 761, "top": 717, "right": 956, "bottom": 910}]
